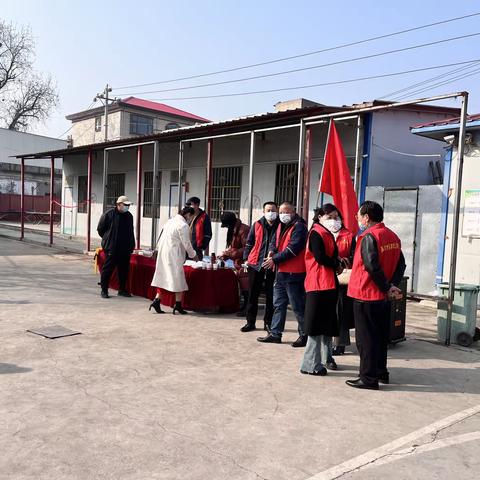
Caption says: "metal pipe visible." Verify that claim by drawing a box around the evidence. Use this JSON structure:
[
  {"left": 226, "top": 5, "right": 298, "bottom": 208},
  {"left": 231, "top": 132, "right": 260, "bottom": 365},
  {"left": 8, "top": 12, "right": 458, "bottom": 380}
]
[
  {"left": 253, "top": 124, "right": 300, "bottom": 134},
  {"left": 296, "top": 121, "right": 305, "bottom": 211},
  {"left": 305, "top": 114, "right": 360, "bottom": 127},
  {"left": 20, "top": 158, "right": 25, "bottom": 240},
  {"left": 248, "top": 131, "right": 255, "bottom": 225},
  {"left": 353, "top": 115, "right": 363, "bottom": 194},
  {"left": 206, "top": 139, "right": 213, "bottom": 214},
  {"left": 177, "top": 141, "right": 184, "bottom": 214},
  {"left": 49, "top": 156, "right": 55, "bottom": 246},
  {"left": 180, "top": 130, "right": 250, "bottom": 144},
  {"left": 151, "top": 141, "right": 160, "bottom": 249},
  {"left": 102, "top": 149, "right": 109, "bottom": 212},
  {"left": 136, "top": 145, "right": 142, "bottom": 249},
  {"left": 104, "top": 140, "right": 157, "bottom": 151},
  {"left": 302, "top": 126, "right": 312, "bottom": 220},
  {"left": 86, "top": 150, "right": 93, "bottom": 252},
  {"left": 318, "top": 119, "right": 333, "bottom": 202},
  {"left": 445, "top": 92, "right": 469, "bottom": 346}
]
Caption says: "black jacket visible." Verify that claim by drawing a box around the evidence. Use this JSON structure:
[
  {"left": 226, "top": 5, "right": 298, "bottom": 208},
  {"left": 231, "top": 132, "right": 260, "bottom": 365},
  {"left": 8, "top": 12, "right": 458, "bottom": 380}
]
[{"left": 97, "top": 208, "right": 135, "bottom": 253}]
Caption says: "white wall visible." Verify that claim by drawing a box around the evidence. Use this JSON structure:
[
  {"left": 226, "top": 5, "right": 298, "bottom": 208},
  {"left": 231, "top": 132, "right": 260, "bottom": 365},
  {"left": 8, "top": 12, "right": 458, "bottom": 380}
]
[{"left": 369, "top": 110, "right": 452, "bottom": 186}]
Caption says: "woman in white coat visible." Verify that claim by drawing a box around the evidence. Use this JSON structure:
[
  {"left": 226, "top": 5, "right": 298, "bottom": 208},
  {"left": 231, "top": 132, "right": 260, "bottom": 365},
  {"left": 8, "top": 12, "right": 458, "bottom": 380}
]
[{"left": 149, "top": 206, "right": 198, "bottom": 314}]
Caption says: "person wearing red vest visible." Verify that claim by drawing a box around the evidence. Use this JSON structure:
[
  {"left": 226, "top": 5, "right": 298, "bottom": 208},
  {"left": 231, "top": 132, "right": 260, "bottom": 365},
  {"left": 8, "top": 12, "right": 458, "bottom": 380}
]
[
  {"left": 187, "top": 197, "right": 212, "bottom": 259},
  {"left": 346, "top": 201, "right": 406, "bottom": 390},
  {"left": 240, "top": 202, "right": 280, "bottom": 332},
  {"left": 257, "top": 202, "right": 308, "bottom": 347},
  {"left": 300, "top": 207, "right": 342, "bottom": 376}
]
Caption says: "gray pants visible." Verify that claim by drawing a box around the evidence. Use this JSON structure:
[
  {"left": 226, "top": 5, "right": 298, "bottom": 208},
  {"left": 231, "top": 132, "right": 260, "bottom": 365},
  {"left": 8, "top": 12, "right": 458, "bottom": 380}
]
[{"left": 301, "top": 335, "right": 332, "bottom": 373}]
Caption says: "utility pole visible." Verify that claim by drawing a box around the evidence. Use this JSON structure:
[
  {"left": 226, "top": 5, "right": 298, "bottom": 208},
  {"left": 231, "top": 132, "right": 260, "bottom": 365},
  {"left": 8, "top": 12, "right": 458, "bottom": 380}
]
[{"left": 93, "top": 84, "right": 116, "bottom": 142}]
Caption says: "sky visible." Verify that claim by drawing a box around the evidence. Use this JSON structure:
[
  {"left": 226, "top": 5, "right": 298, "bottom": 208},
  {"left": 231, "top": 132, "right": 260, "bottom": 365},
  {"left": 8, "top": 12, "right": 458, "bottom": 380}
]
[{"left": 1, "top": 0, "right": 479, "bottom": 138}]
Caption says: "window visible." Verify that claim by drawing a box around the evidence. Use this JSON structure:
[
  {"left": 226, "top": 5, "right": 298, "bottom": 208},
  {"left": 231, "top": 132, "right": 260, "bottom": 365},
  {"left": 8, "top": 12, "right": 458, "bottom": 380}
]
[
  {"left": 106, "top": 173, "right": 125, "bottom": 208},
  {"left": 211, "top": 166, "right": 242, "bottom": 222},
  {"left": 130, "top": 114, "right": 153, "bottom": 135},
  {"left": 165, "top": 122, "right": 180, "bottom": 130},
  {"left": 143, "top": 171, "right": 162, "bottom": 218},
  {"left": 78, "top": 175, "right": 88, "bottom": 213},
  {"left": 95, "top": 116, "right": 102, "bottom": 132},
  {"left": 275, "top": 163, "right": 298, "bottom": 207}
]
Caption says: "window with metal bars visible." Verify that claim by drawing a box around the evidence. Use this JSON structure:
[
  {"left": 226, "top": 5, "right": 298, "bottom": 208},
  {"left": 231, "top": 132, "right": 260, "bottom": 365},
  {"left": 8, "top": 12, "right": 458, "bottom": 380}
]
[
  {"left": 77, "top": 175, "right": 88, "bottom": 213},
  {"left": 274, "top": 163, "right": 298, "bottom": 208},
  {"left": 210, "top": 166, "right": 242, "bottom": 222},
  {"left": 143, "top": 171, "right": 161, "bottom": 218},
  {"left": 106, "top": 173, "right": 125, "bottom": 208}
]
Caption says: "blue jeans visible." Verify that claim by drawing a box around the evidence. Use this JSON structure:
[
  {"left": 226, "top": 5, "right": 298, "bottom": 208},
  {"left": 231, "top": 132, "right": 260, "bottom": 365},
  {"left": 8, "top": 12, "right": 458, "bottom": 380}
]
[
  {"left": 301, "top": 335, "right": 332, "bottom": 372},
  {"left": 270, "top": 272, "right": 306, "bottom": 338}
]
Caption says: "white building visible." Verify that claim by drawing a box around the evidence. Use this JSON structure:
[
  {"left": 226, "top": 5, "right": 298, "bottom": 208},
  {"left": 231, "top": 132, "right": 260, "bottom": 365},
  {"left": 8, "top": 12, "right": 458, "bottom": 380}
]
[{"left": 66, "top": 97, "right": 210, "bottom": 147}]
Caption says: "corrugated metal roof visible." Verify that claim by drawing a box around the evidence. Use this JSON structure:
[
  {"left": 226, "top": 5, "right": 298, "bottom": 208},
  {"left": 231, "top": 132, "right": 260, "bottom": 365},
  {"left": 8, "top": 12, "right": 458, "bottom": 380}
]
[{"left": 411, "top": 113, "right": 480, "bottom": 129}]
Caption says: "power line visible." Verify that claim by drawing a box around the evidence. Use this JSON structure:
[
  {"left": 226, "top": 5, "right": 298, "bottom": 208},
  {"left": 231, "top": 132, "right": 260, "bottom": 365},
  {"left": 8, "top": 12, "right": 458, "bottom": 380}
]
[
  {"left": 117, "top": 32, "right": 480, "bottom": 96},
  {"left": 136, "top": 59, "right": 480, "bottom": 101},
  {"left": 112, "top": 12, "right": 480, "bottom": 90},
  {"left": 378, "top": 61, "right": 480, "bottom": 99},
  {"left": 55, "top": 102, "right": 95, "bottom": 138}
]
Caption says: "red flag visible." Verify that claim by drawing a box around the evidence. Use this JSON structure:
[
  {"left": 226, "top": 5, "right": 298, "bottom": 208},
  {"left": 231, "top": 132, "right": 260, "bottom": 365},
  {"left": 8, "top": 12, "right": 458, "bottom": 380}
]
[{"left": 319, "top": 120, "right": 359, "bottom": 235}]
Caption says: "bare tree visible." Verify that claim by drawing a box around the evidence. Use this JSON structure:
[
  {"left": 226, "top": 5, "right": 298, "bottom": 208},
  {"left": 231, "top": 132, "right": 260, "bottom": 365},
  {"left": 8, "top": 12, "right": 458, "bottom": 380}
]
[{"left": 0, "top": 21, "right": 58, "bottom": 131}]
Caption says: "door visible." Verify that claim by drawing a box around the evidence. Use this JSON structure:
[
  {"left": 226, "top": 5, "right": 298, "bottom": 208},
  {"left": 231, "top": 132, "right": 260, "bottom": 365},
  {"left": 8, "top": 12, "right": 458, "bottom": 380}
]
[{"left": 169, "top": 184, "right": 186, "bottom": 218}]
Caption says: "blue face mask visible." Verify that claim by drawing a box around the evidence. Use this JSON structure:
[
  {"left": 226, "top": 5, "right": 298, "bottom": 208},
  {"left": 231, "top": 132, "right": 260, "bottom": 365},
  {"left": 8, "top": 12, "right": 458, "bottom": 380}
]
[{"left": 358, "top": 224, "right": 368, "bottom": 234}]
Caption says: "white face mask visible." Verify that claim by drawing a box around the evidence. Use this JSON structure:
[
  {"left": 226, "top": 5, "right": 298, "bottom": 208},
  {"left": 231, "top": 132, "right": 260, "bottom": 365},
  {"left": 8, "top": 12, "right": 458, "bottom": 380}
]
[
  {"left": 279, "top": 213, "right": 292, "bottom": 224},
  {"left": 322, "top": 218, "right": 342, "bottom": 233},
  {"left": 264, "top": 211, "right": 278, "bottom": 222}
]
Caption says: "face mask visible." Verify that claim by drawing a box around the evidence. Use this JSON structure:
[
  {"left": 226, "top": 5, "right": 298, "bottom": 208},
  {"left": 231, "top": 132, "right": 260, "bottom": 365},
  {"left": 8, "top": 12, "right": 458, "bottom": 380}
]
[
  {"left": 279, "top": 213, "right": 292, "bottom": 224},
  {"left": 358, "top": 219, "right": 368, "bottom": 233},
  {"left": 120, "top": 205, "right": 129, "bottom": 213},
  {"left": 264, "top": 211, "right": 278, "bottom": 222},
  {"left": 322, "top": 218, "right": 342, "bottom": 233}
]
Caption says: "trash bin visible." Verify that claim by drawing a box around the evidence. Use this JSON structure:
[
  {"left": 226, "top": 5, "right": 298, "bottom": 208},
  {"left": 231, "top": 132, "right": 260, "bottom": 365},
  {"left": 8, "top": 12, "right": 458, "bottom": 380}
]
[
  {"left": 437, "top": 283, "right": 480, "bottom": 347},
  {"left": 389, "top": 276, "right": 408, "bottom": 344}
]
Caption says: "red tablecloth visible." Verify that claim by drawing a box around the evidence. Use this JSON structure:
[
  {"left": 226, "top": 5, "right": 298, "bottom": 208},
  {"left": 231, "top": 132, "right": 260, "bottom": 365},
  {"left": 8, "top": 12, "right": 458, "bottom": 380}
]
[{"left": 96, "top": 251, "right": 239, "bottom": 313}]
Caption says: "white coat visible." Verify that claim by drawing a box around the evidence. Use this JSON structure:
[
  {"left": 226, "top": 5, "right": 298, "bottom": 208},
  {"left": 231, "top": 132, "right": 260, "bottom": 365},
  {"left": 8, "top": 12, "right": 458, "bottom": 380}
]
[{"left": 151, "top": 214, "right": 197, "bottom": 292}]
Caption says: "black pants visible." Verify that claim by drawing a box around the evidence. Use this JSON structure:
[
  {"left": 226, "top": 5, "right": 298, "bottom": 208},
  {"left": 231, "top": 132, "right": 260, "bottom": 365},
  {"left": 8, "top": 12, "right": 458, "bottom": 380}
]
[
  {"left": 353, "top": 300, "right": 389, "bottom": 385},
  {"left": 245, "top": 267, "right": 275, "bottom": 326},
  {"left": 101, "top": 251, "right": 131, "bottom": 292}
]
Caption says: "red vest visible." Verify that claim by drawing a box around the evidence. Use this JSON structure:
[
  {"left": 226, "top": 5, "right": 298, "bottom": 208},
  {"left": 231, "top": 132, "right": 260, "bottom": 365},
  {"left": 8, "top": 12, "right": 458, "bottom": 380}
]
[
  {"left": 336, "top": 228, "right": 354, "bottom": 258},
  {"left": 304, "top": 223, "right": 337, "bottom": 292},
  {"left": 347, "top": 223, "right": 402, "bottom": 301},
  {"left": 193, "top": 211, "right": 206, "bottom": 248},
  {"left": 247, "top": 221, "right": 264, "bottom": 266},
  {"left": 276, "top": 222, "right": 306, "bottom": 273}
]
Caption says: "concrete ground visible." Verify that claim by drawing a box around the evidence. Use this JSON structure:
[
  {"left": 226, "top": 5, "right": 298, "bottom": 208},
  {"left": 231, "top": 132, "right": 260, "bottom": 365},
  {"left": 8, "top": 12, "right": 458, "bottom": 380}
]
[{"left": 1, "top": 236, "right": 479, "bottom": 480}]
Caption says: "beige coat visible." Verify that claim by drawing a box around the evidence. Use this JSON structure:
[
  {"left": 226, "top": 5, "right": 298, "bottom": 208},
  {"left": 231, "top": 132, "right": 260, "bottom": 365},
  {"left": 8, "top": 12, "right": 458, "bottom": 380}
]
[{"left": 151, "top": 214, "right": 196, "bottom": 292}]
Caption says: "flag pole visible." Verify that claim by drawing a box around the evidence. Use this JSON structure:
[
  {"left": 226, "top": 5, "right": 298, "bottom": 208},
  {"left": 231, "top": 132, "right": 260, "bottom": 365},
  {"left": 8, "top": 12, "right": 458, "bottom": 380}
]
[{"left": 318, "top": 119, "right": 333, "bottom": 206}]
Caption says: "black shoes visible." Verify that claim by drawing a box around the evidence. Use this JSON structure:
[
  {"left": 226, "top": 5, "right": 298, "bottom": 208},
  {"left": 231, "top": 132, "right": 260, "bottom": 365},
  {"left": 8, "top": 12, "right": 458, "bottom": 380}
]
[
  {"left": 291, "top": 336, "right": 308, "bottom": 348},
  {"left": 332, "top": 346, "right": 345, "bottom": 356},
  {"left": 301, "top": 368, "right": 327, "bottom": 376},
  {"left": 118, "top": 290, "right": 132, "bottom": 297},
  {"left": 240, "top": 323, "right": 256, "bottom": 332},
  {"left": 346, "top": 378, "right": 379, "bottom": 390},
  {"left": 326, "top": 360, "right": 338, "bottom": 371},
  {"left": 149, "top": 298, "right": 165, "bottom": 314},
  {"left": 257, "top": 334, "right": 281, "bottom": 344},
  {"left": 101, "top": 290, "right": 109, "bottom": 299},
  {"left": 378, "top": 373, "right": 390, "bottom": 384},
  {"left": 172, "top": 302, "right": 188, "bottom": 315}
]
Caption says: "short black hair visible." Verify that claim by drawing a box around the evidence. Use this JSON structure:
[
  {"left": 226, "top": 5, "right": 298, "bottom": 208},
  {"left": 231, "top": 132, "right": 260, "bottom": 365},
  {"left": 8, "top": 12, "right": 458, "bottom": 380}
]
[
  {"left": 263, "top": 201, "right": 278, "bottom": 209},
  {"left": 359, "top": 200, "right": 383, "bottom": 222},
  {"left": 180, "top": 206, "right": 195, "bottom": 216},
  {"left": 186, "top": 196, "right": 201, "bottom": 206}
]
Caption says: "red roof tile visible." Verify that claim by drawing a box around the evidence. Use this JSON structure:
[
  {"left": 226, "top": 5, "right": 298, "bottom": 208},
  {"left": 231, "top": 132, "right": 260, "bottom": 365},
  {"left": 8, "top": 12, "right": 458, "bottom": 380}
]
[{"left": 122, "top": 97, "right": 209, "bottom": 122}]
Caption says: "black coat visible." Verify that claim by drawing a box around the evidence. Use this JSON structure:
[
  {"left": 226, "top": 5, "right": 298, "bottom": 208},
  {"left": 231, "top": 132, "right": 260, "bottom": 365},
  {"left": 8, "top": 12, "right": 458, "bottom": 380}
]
[{"left": 97, "top": 208, "right": 135, "bottom": 253}]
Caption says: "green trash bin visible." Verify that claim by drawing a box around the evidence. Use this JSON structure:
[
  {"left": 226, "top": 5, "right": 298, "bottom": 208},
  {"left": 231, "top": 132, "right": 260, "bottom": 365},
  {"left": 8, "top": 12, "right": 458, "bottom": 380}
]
[{"left": 437, "top": 283, "right": 480, "bottom": 347}]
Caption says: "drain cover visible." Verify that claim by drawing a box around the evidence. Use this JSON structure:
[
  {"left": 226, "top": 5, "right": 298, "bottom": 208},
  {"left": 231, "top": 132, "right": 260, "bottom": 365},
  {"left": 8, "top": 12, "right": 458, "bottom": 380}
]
[{"left": 27, "top": 325, "right": 81, "bottom": 339}]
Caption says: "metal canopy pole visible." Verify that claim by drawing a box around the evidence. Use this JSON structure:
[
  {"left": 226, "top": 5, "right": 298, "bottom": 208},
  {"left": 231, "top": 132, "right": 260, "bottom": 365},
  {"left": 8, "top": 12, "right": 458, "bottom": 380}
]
[
  {"left": 302, "top": 126, "right": 312, "bottom": 220},
  {"left": 177, "top": 141, "right": 184, "bottom": 214},
  {"left": 151, "top": 141, "right": 160, "bottom": 249},
  {"left": 296, "top": 121, "right": 305, "bottom": 212},
  {"left": 353, "top": 115, "right": 363, "bottom": 195},
  {"left": 49, "top": 156, "right": 55, "bottom": 245},
  {"left": 445, "top": 92, "right": 469, "bottom": 346},
  {"left": 102, "top": 149, "right": 109, "bottom": 212},
  {"left": 20, "top": 158, "right": 25, "bottom": 240},
  {"left": 86, "top": 150, "right": 93, "bottom": 252},
  {"left": 206, "top": 139, "right": 213, "bottom": 214},
  {"left": 248, "top": 131, "right": 255, "bottom": 225},
  {"left": 136, "top": 145, "right": 142, "bottom": 249}
]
